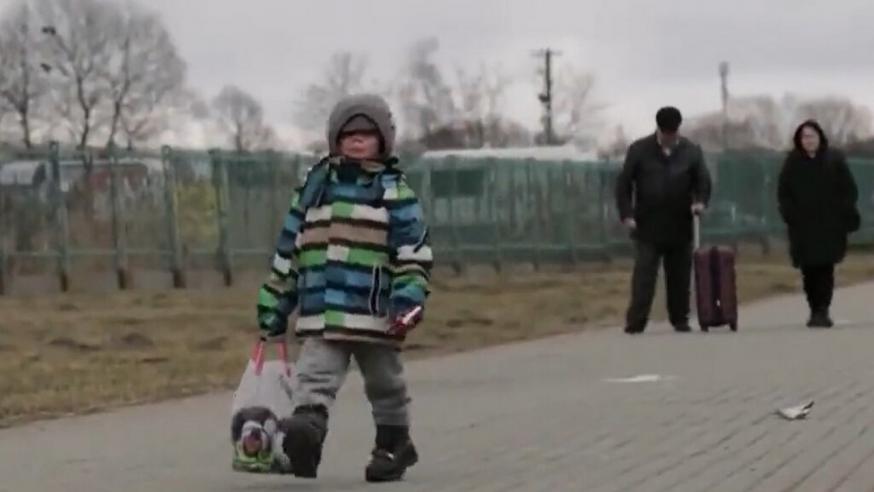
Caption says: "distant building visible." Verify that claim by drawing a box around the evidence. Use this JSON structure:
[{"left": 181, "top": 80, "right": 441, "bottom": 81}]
[{"left": 421, "top": 143, "right": 601, "bottom": 163}]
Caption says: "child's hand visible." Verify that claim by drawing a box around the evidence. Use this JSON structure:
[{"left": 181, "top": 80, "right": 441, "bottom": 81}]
[
  {"left": 259, "top": 331, "right": 286, "bottom": 344},
  {"left": 388, "top": 306, "right": 424, "bottom": 337},
  {"left": 258, "top": 310, "right": 287, "bottom": 343},
  {"left": 259, "top": 325, "right": 288, "bottom": 343}
]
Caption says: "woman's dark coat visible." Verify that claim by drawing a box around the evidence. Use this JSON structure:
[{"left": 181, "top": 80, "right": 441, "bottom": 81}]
[{"left": 777, "top": 122, "right": 860, "bottom": 267}]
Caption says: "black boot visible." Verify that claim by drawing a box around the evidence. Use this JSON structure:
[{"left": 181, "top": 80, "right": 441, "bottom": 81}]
[
  {"left": 819, "top": 309, "right": 834, "bottom": 328},
  {"left": 807, "top": 309, "right": 834, "bottom": 328},
  {"left": 806, "top": 310, "right": 817, "bottom": 327},
  {"left": 365, "top": 425, "right": 419, "bottom": 482},
  {"left": 279, "top": 405, "right": 329, "bottom": 479},
  {"left": 672, "top": 323, "right": 692, "bottom": 333},
  {"left": 624, "top": 324, "right": 645, "bottom": 335}
]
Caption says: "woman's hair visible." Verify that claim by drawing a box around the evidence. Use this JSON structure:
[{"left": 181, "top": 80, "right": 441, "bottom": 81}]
[{"left": 792, "top": 119, "right": 829, "bottom": 152}]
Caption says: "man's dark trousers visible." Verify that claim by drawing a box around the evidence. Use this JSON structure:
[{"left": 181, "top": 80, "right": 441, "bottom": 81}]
[{"left": 626, "top": 239, "right": 693, "bottom": 332}]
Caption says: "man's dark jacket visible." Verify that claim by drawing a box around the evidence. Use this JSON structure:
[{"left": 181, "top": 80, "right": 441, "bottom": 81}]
[{"left": 614, "top": 133, "right": 712, "bottom": 244}]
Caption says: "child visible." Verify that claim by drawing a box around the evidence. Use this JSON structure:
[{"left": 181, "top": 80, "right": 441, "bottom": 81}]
[{"left": 257, "top": 94, "right": 433, "bottom": 482}]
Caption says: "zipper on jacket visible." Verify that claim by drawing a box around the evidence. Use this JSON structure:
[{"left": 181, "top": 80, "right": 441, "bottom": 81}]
[{"left": 368, "top": 265, "right": 382, "bottom": 316}]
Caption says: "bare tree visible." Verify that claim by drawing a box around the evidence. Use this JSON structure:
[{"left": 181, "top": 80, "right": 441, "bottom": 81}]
[
  {"left": 118, "top": 86, "right": 195, "bottom": 150},
  {"left": 396, "top": 37, "right": 456, "bottom": 142},
  {"left": 795, "top": 96, "right": 872, "bottom": 146},
  {"left": 401, "top": 58, "right": 530, "bottom": 150},
  {"left": 597, "top": 125, "right": 629, "bottom": 161},
  {"left": 686, "top": 95, "right": 789, "bottom": 151},
  {"left": 212, "top": 85, "right": 276, "bottom": 152},
  {"left": 100, "top": 3, "right": 186, "bottom": 149},
  {"left": 453, "top": 65, "right": 485, "bottom": 138},
  {"left": 294, "top": 51, "right": 368, "bottom": 132},
  {"left": 845, "top": 137, "right": 874, "bottom": 157},
  {"left": 552, "top": 66, "right": 605, "bottom": 146},
  {"left": 0, "top": 1, "right": 48, "bottom": 148},
  {"left": 480, "top": 65, "right": 513, "bottom": 144},
  {"left": 36, "top": 0, "right": 117, "bottom": 149},
  {"left": 457, "top": 64, "right": 506, "bottom": 142},
  {"left": 187, "top": 90, "right": 212, "bottom": 120},
  {"left": 446, "top": 62, "right": 516, "bottom": 148},
  {"left": 686, "top": 94, "right": 873, "bottom": 151}
]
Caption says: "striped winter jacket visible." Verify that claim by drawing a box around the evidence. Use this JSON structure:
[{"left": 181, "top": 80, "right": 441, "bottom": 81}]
[{"left": 257, "top": 157, "right": 433, "bottom": 345}]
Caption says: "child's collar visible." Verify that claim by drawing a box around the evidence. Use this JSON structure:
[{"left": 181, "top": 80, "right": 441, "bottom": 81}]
[{"left": 327, "top": 155, "right": 391, "bottom": 174}]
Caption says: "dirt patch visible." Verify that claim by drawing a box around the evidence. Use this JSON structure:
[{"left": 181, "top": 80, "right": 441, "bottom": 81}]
[
  {"left": 47, "top": 337, "right": 102, "bottom": 352},
  {"left": 115, "top": 332, "right": 156, "bottom": 350},
  {"left": 446, "top": 317, "right": 494, "bottom": 328},
  {"left": 139, "top": 356, "right": 170, "bottom": 364},
  {"left": 192, "top": 337, "right": 227, "bottom": 351}
]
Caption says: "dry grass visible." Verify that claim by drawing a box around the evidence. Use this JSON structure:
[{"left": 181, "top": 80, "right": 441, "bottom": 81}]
[{"left": 3, "top": 247, "right": 874, "bottom": 428}]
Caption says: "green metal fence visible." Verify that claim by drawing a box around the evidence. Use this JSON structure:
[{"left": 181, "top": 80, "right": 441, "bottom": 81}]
[{"left": 0, "top": 144, "right": 872, "bottom": 294}]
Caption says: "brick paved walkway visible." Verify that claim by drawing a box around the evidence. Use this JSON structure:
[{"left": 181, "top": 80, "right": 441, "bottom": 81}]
[{"left": 2, "top": 282, "right": 873, "bottom": 492}]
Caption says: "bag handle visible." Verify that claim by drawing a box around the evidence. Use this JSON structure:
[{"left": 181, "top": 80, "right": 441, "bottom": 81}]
[{"left": 251, "top": 339, "right": 291, "bottom": 378}]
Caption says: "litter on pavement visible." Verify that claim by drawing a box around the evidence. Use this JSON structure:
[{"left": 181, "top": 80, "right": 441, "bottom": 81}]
[
  {"left": 603, "top": 374, "right": 675, "bottom": 383},
  {"left": 777, "top": 400, "right": 814, "bottom": 420}
]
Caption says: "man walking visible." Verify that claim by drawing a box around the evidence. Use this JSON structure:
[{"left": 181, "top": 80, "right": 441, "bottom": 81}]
[{"left": 615, "top": 106, "right": 712, "bottom": 334}]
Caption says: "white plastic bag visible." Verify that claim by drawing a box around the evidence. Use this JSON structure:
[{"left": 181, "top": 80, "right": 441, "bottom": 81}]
[
  {"left": 230, "top": 340, "right": 295, "bottom": 473},
  {"left": 231, "top": 341, "right": 295, "bottom": 417}
]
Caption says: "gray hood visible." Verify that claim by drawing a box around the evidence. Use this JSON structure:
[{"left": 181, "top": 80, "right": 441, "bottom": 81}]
[{"left": 326, "top": 94, "right": 396, "bottom": 161}]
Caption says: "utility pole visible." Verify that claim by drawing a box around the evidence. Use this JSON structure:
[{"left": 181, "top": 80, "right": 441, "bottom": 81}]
[
  {"left": 534, "top": 48, "right": 561, "bottom": 145},
  {"left": 719, "top": 61, "right": 730, "bottom": 150}
]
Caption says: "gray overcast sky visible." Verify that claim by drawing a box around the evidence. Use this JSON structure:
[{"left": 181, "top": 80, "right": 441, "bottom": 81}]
[{"left": 7, "top": 0, "right": 874, "bottom": 146}]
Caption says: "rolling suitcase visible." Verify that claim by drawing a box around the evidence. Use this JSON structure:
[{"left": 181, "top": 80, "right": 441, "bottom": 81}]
[{"left": 692, "top": 214, "right": 738, "bottom": 332}]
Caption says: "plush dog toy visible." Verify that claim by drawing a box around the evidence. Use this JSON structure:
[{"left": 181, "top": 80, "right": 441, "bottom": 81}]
[{"left": 231, "top": 406, "right": 282, "bottom": 473}]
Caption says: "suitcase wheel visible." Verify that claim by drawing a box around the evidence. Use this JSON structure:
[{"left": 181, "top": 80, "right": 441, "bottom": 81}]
[
  {"left": 729, "top": 322, "right": 737, "bottom": 332},
  {"left": 700, "top": 324, "right": 709, "bottom": 332}
]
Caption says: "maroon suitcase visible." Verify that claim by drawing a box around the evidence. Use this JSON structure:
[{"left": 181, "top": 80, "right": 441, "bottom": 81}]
[{"left": 693, "top": 216, "right": 738, "bottom": 332}]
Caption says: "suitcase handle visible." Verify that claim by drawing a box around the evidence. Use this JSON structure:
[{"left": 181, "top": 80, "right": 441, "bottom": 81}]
[{"left": 693, "top": 212, "right": 702, "bottom": 249}]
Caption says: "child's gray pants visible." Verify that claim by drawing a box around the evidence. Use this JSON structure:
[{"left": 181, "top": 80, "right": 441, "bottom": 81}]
[{"left": 291, "top": 337, "right": 410, "bottom": 426}]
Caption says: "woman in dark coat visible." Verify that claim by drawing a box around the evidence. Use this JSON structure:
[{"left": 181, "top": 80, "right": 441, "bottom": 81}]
[{"left": 777, "top": 120, "right": 861, "bottom": 328}]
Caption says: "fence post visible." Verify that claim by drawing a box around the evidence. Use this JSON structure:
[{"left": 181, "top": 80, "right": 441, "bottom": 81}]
[
  {"left": 0, "top": 238, "right": 5, "bottom": 296},
  {"left": 49, "top": 141, "right": 71, "bottom": 292},
  {"left": 508, "top": 163, "right": 518, "bottom": 246},
  {"left": 597, "top": 165, "right": 610, "bottom": 261},
  {"left": 759, "top": 164, "right": 772, "bottom": 255},
  {"left": 237, "top": 152, "right": 251, "bottom": 251},
  {"left": 0, "top": 240, "right": 5, "bottom": 296},
  {"left": 487, "top": 159, "right": 502, "bottom": 273},
  {"left": 543, "top": 164, "right": 554, "bottom": 264},
  {"left": 210, "top": 149, "right": 233, "bottom": 286},
  {"left": 108, "top": 144, "right": 130, "bottom": 289},
  {"left": 564, "top": 161, "right": 578, "bottom": 265},
  {"left": 446, "top": 157, "right": 463, "bottom": 274},
  {"left": 268, "top": 154, "right": 280, "bottom": 250},
  {"left": 0, "top": 168, "right": 7, "bottom": 296},
  {"left": 526, "top": 160, "right": 540, "bottom": 270},
  {"left": 423, "top": 162, "right": 437, "bottom": 267},
  {"left": 161, "top": 146, "right": 186, "bottom": 288}
]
